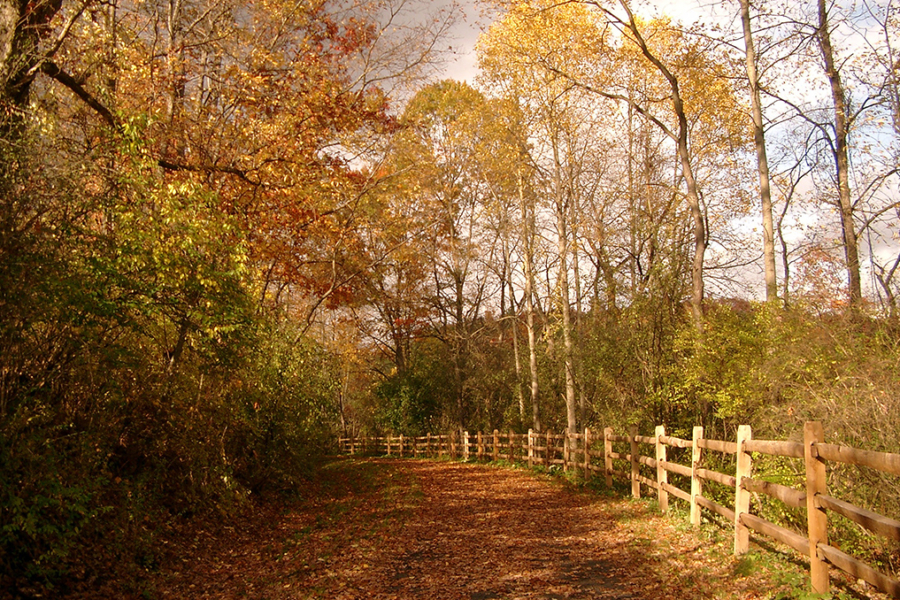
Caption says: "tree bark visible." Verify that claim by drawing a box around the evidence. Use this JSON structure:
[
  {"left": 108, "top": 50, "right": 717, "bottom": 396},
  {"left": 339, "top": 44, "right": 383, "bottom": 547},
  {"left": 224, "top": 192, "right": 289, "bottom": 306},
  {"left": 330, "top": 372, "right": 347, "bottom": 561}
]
[
  {"left": 617, "top": 0, "right": 706, "bottom": 330},
  {"left": 519, "top": 171, "right": 541, "bottom": 432},
  {"left": 505, "top": 227, "right": 526, "bottom": 420},
  {"left": 552, "top": 135, "right": 577, "bottom": 432},
  {"left": 0, "top": 0, "right": 63, "bottom": 135},
  {"left": 740, "top": 0, "right": 778, "bottom": 303},
  {"left": 817, "top": 0, "right": 862, "bottom": 307}
]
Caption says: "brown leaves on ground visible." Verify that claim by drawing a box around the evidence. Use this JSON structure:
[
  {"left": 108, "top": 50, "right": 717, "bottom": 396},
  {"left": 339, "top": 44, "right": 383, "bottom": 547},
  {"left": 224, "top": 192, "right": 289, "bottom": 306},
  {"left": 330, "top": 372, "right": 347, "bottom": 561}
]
[{"left": 74, "top": 458, "right": 857, "bottom": 599}]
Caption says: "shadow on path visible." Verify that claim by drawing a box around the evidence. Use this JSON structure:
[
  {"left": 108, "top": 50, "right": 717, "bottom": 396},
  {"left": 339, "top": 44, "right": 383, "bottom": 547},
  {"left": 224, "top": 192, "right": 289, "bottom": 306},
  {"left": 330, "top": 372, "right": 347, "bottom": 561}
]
[
  {"left": 140, "top": 458, "right": 793, "bottom": 600},
  {"left": 332, "top": 460, "right": 707, "bottom": 600}
]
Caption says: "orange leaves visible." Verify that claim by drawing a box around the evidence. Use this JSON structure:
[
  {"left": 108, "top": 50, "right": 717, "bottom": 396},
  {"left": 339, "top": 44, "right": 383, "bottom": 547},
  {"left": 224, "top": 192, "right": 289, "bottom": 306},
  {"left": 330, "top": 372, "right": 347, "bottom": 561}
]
[
  {"left": 141, "top": 459, "right": 811, "bottom": 599},
  {"left": 93, "top": 0, "right": 403, "bottom": 313}
]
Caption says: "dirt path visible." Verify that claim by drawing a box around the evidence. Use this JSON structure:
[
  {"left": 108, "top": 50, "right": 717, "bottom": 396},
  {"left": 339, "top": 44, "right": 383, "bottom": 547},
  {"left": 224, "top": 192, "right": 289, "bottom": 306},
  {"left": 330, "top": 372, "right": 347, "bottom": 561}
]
[
  {"left": 338, "top": 460, "right": 641, "bottom": 599},
  {"left": 130, "top": 458, "right": 800, "bottom": 600}
]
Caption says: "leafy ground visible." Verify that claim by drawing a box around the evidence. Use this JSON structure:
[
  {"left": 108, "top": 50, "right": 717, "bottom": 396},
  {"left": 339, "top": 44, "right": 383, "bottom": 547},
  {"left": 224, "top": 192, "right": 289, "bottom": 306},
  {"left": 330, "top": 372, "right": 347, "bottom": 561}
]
[{"left": 59, "top": 457, "right": 888, "bottom": 599}]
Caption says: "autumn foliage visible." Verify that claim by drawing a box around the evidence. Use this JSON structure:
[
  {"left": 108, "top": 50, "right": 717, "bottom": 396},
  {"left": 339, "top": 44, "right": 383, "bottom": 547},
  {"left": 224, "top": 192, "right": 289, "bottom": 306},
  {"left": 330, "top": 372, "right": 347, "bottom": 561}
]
[{"left": 2, "top": 0, "right": 900, "bottom": 595}]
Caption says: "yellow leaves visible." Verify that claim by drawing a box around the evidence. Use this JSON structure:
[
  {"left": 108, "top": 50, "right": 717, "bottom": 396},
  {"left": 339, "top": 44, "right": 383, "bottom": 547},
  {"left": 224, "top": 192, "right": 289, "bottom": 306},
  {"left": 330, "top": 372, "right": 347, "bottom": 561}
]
[
  {"left": 478, "top": 2, "right": 749, "bottom": 160},
  {"left": 477, "top": 0, "right": 607, "bottom": 94}
]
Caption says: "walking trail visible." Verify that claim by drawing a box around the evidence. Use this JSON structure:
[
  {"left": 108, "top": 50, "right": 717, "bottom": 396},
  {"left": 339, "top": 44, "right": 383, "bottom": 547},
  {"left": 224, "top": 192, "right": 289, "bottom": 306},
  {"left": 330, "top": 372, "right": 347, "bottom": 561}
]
[{"left": 140, "top": 458, "right": 790, "bottom": 599}]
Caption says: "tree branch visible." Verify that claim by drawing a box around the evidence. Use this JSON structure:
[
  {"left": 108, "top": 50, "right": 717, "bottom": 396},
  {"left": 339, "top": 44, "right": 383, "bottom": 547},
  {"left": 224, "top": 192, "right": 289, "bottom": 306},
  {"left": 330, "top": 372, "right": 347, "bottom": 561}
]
[{"left": 40, "top": 61, "right": 119, "bottom": 130}]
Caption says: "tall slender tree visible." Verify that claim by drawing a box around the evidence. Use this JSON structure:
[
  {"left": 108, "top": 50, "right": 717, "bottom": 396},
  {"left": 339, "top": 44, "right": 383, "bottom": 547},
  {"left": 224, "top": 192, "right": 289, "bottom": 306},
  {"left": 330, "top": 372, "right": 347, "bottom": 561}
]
[{"left": 739, "top": 0, "right": 779, "bottom": 303}]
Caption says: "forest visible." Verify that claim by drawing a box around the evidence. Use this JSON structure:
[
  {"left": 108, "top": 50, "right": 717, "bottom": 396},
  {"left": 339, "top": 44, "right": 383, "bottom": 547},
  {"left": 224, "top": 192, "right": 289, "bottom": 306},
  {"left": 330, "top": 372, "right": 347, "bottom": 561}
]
[{"left": 1, "top": 0, "right": 899, "bottom": 594}]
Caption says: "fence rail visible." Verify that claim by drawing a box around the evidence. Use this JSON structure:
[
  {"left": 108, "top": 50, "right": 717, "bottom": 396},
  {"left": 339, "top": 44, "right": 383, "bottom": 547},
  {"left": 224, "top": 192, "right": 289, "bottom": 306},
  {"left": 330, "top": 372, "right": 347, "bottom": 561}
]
[{"left": 339, "top": 422, "right": 900, "bottom": 598}]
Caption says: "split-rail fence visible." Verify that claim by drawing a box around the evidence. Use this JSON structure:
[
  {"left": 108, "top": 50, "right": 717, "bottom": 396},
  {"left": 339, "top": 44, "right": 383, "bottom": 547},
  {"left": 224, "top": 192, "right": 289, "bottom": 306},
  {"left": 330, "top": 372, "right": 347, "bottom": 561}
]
[{"left": 339, "top": 422, "right": 900, "bottom": 598}]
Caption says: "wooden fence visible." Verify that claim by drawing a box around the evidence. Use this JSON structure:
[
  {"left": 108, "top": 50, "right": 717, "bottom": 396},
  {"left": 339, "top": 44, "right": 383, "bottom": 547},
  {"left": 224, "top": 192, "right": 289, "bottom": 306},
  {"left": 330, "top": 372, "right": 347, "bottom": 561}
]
[{"left": 339, "top": 422, "right": 900, "bottom": 597}]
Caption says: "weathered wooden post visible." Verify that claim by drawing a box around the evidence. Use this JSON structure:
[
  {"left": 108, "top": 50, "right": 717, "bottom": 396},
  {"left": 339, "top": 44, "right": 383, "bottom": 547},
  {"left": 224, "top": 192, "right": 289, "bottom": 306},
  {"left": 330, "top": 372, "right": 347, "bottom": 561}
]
[
  {"left": 508, "top": 429, "right": 514, "bottom": 462},
  {"left": 656, "top": 425, "right": 668, "bottom": 513},
  {"left": 563, "top": 429, "right": 571, "bottom": 471},
  {"left": 545, "top": 430, "right": 552, "bottom": 467},
  {"left": 691, "top": 426, "right": 703, "bottom": 527},
  {"left": 604, "top": 427, "right": 613, "bottom": 487},
  {"left": 426, "top": 433, "right": 432, "bottom": 457},
  {"left": 583, "top": 428, "right": 592, "bottom": 481},
  {"left": 805, "top": 421, "right": 829, "bottom": 594},
  {"left": 399, "top": 434, "right": 405, "bottom": 458},
  {"left": 491, "top": 430, "right": 499, "bottom": 462},
  {"left": 734, "top": 425, "right": 752, "bottom": 555},
  {"left": 629, "top": 426, "right": 640, "bottom": 498},
  {"left": 528, "top": 429, "right": 534, "bottom": 467}
]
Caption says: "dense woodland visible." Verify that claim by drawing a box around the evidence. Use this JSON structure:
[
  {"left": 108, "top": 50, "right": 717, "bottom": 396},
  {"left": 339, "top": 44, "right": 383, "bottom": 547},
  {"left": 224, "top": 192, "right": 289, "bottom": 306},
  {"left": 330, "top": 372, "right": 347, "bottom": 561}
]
[{"left": 1, "top": 0, "right": 900, "bottom": 593}]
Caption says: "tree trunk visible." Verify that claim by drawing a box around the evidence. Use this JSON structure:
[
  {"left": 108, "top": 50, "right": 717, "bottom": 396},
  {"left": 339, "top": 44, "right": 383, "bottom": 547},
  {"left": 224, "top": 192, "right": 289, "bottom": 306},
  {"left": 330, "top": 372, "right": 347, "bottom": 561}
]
[
  {"left": 0, "top": 0, "right": 63, "bottom": 136},
  {"left": 552, "top": 139, "right": 577, "bottom": 432},
  {"left": 519, "top": 172, "right": 541, "bottom": 432},
  {"left": 620, "top": 0, "right": 706, "bottom": 330},
  {"left": 740, "top": 0, "right": 778, "bottom": 303},
  {"left": 571, "top": 194, "right": 588, "bottom": 426},
  {"left": 505, "top": 230, "right": 526, "bottom": 420},
  {"left": 817, "top": 0, "right": 862, "bottom": 307}
]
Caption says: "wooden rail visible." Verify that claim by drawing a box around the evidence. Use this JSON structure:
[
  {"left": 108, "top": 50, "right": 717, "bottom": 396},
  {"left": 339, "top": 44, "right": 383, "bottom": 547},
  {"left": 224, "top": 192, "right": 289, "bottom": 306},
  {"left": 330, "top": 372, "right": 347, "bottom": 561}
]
[{"left": 340, "top": 421, "right": 900, "bottom": 597}]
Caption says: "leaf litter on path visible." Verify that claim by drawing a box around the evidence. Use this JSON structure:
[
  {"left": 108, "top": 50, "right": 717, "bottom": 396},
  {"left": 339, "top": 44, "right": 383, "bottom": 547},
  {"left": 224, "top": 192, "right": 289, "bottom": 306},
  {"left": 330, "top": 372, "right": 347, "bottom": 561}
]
[{"left": 109, "top": 457, "right": 884, "bottom": 599}]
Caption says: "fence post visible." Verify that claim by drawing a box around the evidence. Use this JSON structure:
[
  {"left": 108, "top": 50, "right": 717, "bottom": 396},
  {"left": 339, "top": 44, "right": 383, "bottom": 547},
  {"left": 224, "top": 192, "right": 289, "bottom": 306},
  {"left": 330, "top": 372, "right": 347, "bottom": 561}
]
[
  {"left": 604, "top": 427, "right": 613, "bottom": 487},
  {"left": 400, "top": 434, "right": 405, "bottom": 458},
  {"left": 691, "top": 426, "right": 703, "bottom": 527},
  {"left": 656, "top": 425, "right": 668, "bottom": 513},
  {"left": 583, "top": 428, "right": 591, "bottom": 480},
  {"left": 805, "top": 421, "right": 829, "bottom": 594},
  {"left": 563, "top": 429, "right": 570, "bottom": 471},
  {"left": 528, "top": 429, "right": 534, "bottom": 467},
  {"left": 508, "top": 429, "right": 514, "bottom": 462},
  {"left": 546, "top": 430, "right": 552, "bottom": 467},
  {"left": 629, "top": 426, "right": 640, "bottom": 499},
  {"left": 734, "top": 425, "right": 752, "bottom": 555}
]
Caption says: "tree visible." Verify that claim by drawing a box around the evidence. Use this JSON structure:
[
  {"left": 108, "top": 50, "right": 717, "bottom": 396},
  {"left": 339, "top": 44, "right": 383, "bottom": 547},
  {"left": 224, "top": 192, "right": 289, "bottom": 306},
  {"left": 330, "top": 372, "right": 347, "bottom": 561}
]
[
  {"left": 1, "top": 0, "right": 458, "bottom": 589},
  {"left": 478, "top": 2, "right": 601, "bottom": 430},
  {"left": 739, "top": 0, "right": 779, "bottom": 303},
  {"left": 815, "top": 0, "right": 862, "bottom": 307}
]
